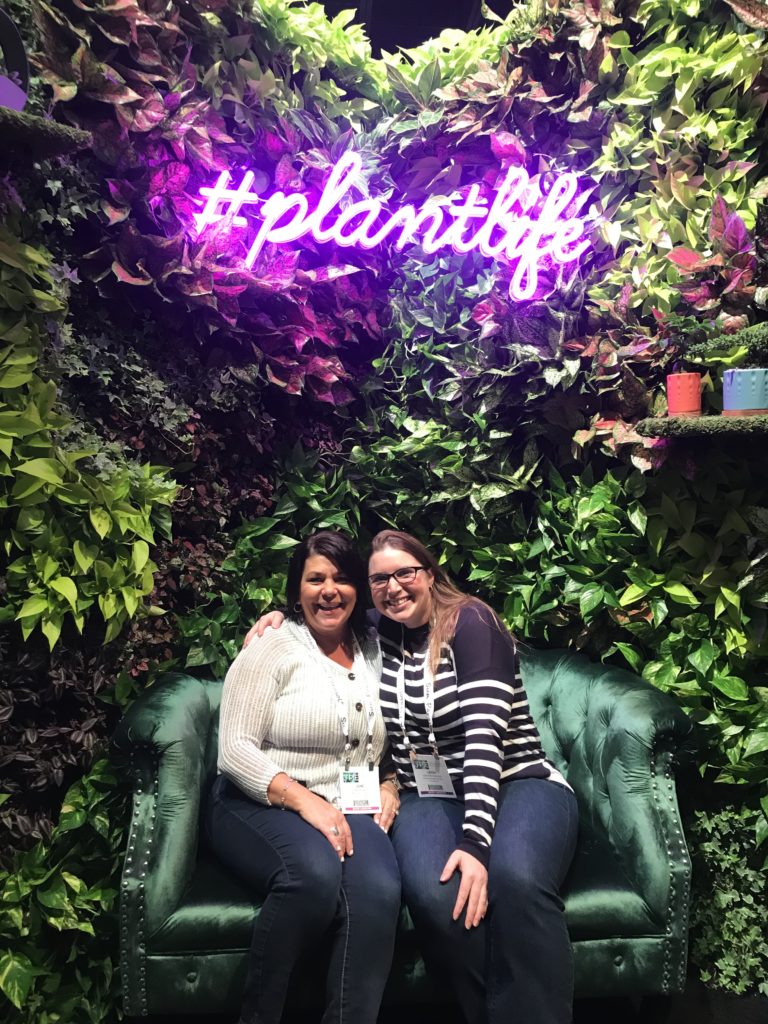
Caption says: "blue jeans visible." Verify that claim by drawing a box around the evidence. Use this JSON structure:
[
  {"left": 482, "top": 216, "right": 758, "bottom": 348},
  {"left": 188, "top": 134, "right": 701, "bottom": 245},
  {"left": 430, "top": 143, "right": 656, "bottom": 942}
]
[
  {"left": 390, "top": 778, "right": 578, "bottom": 1024},
  {"left": 205, "top": 776, "right": 401, "bottom": 1024}
]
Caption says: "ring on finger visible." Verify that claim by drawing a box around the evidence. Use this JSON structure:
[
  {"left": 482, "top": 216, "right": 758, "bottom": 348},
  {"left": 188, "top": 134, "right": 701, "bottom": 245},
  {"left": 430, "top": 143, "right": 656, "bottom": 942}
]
[{"left": 330, "top": 826, "right": 340, "bottom": 836}]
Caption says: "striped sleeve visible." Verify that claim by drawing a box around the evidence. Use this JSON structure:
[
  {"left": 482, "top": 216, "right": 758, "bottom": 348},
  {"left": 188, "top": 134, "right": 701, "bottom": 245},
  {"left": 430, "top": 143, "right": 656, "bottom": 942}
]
[
  {"left": 217, "top": 635, "right": 286, "bottom": 804},
  {"left": 452, "top": 605, "right": 520, "bottom": 867}
]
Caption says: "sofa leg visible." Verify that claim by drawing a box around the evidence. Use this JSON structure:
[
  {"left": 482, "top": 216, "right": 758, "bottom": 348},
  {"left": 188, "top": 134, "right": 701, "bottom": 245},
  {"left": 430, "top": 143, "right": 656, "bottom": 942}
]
[{"left": 638, "top": 995, "right": 673, "bottom": 1024}]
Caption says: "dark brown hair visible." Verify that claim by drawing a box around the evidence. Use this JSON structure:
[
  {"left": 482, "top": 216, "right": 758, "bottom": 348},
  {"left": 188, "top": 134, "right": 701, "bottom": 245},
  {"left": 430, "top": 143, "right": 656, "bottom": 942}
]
[
  {"left": 369, "top": 529, "right": 501, "bottom": 671},
  {"left": 286, "top": 530, "right": 368, "bottom": 637}
]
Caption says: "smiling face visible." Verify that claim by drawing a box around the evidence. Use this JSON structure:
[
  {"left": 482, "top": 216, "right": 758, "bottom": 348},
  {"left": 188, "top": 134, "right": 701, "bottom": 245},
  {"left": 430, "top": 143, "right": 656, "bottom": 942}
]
[
  {"left": 368, "top": 545, "right": 434, "bottom": 629},
  {"left": 299, "top": 554, "right": 357, "bottom": 642}
]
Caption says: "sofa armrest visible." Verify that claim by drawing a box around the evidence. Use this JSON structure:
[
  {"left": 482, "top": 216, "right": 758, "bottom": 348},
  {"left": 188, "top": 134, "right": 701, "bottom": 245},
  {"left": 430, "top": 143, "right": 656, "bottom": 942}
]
[
  {"left": 522, "top": 648, "right": 693, "bottom": 924},
  {"left": 111, "top": 672, "right": 219, "bottom": 1014}
]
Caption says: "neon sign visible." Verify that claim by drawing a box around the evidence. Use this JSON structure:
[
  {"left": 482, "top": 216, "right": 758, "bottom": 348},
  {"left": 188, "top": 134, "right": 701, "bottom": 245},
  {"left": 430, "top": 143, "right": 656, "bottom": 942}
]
[{"left": 193, "top": 152, "right": 590, "bottom": 301}]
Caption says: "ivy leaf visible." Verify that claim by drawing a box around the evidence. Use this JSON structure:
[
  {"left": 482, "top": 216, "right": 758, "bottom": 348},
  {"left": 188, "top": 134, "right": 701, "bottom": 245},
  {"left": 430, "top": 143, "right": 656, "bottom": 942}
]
[
  {"left": 743, "top": 730, "right": 768, "bottom": 758},
  {"left": 0, "top": 950, "right": 36, "bottom": 1010},
  {"left": 58, "top": 804, "right": 88, "bottom": 832},
  {"left": 132, "top": 540, "right": 150, "bottom": 573},
  {"left": 36, "top": 876, "right": 71, "bottom": 911},
  {"left": 612, "top": 642, "right": 643, "bottom": 672},
  {"left": 663, "top": 582, "right": 699, "bottom": 606},
  {"left": 688, "top": 640, "right": 716, "bottom": 675},
  {"left": 267, "top": 535, "right": 300, "bottom": 551},
  {"left": 89, "top": 508, "right": 111, "bottom": 539},
  {"left": 619, "top": 583, "right": 648, "bottom": 606},
  {"left": 627, "top": 504, "right": 648, "bottom": 535},
  {"left": 14, "top": 458, "right": 64, "bottom": 484},
  {"left": 41, "top": 616, "right": 63, "bottom": 650},
  {"left": 711, "top": 675, "right": 749, "bottom": 701},
  {"left": 73, "top": 540, "right": 96, "bottom": 574},
  {"left": 50, "top": 577, "right": 78, "bottom": 611},
  {"left": 15, "top": 596, "right": 48, "bottom": 620},
  {"left": 579, "top": 583, "right": 604, "bottom": 616}
]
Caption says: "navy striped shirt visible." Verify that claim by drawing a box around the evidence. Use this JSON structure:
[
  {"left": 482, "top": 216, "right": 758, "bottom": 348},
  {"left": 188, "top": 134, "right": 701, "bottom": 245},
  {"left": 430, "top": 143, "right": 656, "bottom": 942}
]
[{"left": 376, "top": 603, "right": 565, "bottom": 867}]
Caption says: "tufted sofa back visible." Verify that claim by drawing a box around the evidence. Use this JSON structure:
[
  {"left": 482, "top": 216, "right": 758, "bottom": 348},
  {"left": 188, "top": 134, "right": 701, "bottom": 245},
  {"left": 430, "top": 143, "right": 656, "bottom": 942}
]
[
  {"left": 115, "top": 648, "right": 690, "bottom": 939},
  {"left": 521, "top": 646, "right": 690, "bottom": 922}
]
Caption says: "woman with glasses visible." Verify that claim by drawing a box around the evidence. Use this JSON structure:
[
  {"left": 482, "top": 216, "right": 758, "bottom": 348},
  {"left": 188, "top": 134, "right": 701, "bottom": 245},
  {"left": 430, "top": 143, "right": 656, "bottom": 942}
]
[
  {"left": 251, "top": 528, "right": 577, "bottom": 1024},
  {"left": 209, "top": 530, "right": 401, "bottom": 1024}
]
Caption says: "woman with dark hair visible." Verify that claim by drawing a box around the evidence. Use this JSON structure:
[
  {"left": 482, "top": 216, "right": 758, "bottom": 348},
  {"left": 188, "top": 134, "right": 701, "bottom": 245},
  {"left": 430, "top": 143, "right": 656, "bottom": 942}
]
[
  {"left": 207, "top": 530, "right": 401, "bottom": 1024},
  {"left": 251, "top": 528, "right": 577, "bottom": 1024}
]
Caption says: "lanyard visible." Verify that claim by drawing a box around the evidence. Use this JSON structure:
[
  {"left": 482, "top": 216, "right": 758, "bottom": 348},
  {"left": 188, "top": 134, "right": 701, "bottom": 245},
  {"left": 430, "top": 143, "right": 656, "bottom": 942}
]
[
  {"left": 301, "top": 626, "right": 377, "bottom": 770},
  {"left": 395, "top": 630, "right": 457, "bottom": 758},
  {"left": 327, "top": 662, "right": 377, "bottom": 770}
]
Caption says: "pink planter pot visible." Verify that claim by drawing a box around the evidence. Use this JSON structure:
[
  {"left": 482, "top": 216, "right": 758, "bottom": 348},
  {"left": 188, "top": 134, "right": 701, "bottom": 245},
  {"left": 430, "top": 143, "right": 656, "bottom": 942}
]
[{"left": 666, "top": 373, "right": 701, "bottom": 417}]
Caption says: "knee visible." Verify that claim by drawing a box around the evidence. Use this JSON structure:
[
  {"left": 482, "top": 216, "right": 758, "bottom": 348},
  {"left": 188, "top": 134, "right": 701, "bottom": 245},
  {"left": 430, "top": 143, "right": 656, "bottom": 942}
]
[
  {"left": 489, "top": 864, "right": 554, "bottom": 917},
  {"left": 403, "top": 880, "right": 455, "bottom": 935},
  {"left": 281, "top": 848, "right": 342, "bottom": 909},
  {"left": 370, "top": 869, "right": 402, "bottom": 918}
]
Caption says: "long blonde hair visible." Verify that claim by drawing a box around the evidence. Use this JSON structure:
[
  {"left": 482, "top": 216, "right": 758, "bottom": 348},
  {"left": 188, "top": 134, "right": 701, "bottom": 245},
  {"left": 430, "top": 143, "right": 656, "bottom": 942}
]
[{"left": 369, "top": 530, "right": 503, "bottom": 673}]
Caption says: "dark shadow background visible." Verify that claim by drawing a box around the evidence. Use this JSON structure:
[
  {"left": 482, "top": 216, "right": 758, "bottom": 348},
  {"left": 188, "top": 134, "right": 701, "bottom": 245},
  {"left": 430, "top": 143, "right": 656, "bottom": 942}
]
[{"left": 319, "top": 0, "right": 511, "bottom": 55}]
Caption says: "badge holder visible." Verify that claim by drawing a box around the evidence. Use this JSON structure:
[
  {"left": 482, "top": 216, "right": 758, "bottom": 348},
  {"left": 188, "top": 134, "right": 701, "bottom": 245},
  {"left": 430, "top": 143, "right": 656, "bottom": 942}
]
[
  {"left": 338, "top": 763, "right": 382, "bottom": 814},
  {"left": 410, "top": 749, "right": 456, "bottom": 799}
]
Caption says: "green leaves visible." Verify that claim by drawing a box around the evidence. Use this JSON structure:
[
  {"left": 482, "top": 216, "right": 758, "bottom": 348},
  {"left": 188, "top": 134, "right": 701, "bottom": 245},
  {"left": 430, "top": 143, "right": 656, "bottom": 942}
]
[
  {"left": 88, "top": 508, "right": 110, "bottom": 540},
  {"left": 0, "top": 226, "right": 177, "bottom": 651},
  {"left": 689, "top": 805, "right": 768, "bottom": 995},
  {"left": 663, "top": 582, "right": 699, "bottom": 606},
  {"left": 688, "top": 639, "right": 716, "bottom": 676},
  {"left": 579, "top": 583, "right": 604, "bottom": 616},
  {"left": 49, "top": 576, "right": 77, "bottom": 611},
  {"left": 0, "top": 761, "right": 127, "bottom": 1019},
  {"left": 0, "top": 951, "right": 36, "bottom": 1010},
  {"left": 4, "top": 1, "right": 768, "bottom": 1019},
  {"left": 177, "top": 446, "right": 361, "bottom": 677},
  {"left": 711, "top": 675, "right": 750, "bottom": 701},
  {"left": 13, "top": 458, "right": 64, "bottom": 485}
]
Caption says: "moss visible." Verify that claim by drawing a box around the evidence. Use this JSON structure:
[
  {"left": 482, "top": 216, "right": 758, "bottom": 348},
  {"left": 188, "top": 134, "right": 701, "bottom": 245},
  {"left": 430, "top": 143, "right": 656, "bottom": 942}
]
[
  {"left": 0, "top": 107, "right": 91, "bottom": 161},
  {"left": 686, "top": 322, "right": 768, "bottom": 369},
  {"left": 637, "top": 415, "right": 768, "bottom": 438}
]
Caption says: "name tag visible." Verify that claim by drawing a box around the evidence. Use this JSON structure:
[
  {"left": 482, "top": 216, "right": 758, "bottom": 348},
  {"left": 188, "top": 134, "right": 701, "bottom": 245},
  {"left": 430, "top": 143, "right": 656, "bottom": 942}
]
[
  {"left": 411, "top": 754, "right": 457, "bottom": 798},
  {"left": 338, "top": 767, "right": 381, "bottom": 814}
]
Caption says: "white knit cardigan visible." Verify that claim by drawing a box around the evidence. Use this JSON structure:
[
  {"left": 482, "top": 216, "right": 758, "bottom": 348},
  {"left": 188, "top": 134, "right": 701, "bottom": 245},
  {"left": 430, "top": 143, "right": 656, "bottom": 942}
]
[{"left": 217, "top": 620, "right": 386, "bottom": 805}]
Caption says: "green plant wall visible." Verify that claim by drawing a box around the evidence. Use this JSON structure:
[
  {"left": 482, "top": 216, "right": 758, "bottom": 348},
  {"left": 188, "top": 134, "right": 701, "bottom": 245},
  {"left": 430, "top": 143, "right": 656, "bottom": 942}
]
[{"left": 1, "top": 0, "right": 768, "bottom": 1019}]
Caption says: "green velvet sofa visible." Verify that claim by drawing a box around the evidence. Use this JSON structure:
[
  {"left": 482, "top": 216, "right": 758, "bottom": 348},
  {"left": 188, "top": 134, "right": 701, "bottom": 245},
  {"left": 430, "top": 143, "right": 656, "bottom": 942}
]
[{"left": 112, "top": 647, "right": 693, "bottom": 1018}]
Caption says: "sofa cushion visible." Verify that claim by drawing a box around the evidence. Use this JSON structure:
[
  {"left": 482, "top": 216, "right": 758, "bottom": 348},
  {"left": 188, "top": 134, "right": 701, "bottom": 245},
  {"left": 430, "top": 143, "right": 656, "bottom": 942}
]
[
  {"left": 563, "top": 821, "right": 661, "bottom": 940},
  {"left": 149, "top": 855, "right": 258, "bottom": 953},
  {"left": 149, "top": 824, "right": 660, "bottom": 956}
]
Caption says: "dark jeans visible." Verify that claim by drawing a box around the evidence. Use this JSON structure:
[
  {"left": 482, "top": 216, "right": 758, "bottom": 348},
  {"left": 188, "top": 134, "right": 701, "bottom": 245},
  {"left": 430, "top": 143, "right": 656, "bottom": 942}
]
[
  {"left": 390, "top": 777, "right": 578, "bottom": 1024},
  {"left": 205, "top": 776, "right": 401, "bottom": 1024}
]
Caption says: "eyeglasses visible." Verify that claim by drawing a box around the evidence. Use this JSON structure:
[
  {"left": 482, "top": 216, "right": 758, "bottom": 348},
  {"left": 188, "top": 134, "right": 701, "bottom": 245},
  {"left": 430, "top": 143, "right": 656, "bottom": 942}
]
[{"left": 367, "top": 566, "right": 429, "bottom": 590}]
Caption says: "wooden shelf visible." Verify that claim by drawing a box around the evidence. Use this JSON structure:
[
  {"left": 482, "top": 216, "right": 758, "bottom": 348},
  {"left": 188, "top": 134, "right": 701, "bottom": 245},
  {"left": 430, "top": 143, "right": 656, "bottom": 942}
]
[
  {"left": 0, "top": 106, "right": 91, "bottom": 161},
  {"left": 637, "top": 415, "right": 768, "bottom": 438}
]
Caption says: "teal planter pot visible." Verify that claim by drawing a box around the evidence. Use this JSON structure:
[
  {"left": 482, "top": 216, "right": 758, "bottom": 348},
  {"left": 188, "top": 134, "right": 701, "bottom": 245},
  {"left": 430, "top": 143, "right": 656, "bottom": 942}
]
[
  {"left": 0, "top": 9, "right": 29, "bottom": 112},
  {"left": 722, "top": 368, "right": 768, "bottom": 415}
]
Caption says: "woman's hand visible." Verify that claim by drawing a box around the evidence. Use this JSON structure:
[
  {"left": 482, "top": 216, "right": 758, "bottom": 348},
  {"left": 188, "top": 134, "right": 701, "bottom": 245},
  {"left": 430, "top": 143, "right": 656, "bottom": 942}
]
[
  {"left": 294, "top": 790, "right": 354, "bottom": 861},
  {"left": 243, "top": 610, "right": 285, "bottom": 648},
  {"left": 374, "top": 780, "right": 400, "bottom": 833},
  {"left": 440, "top": 849, "right": 488, "bottom": 929},
  {"left": 268, "top": 774, "right": 352, "bottom": 860}
]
